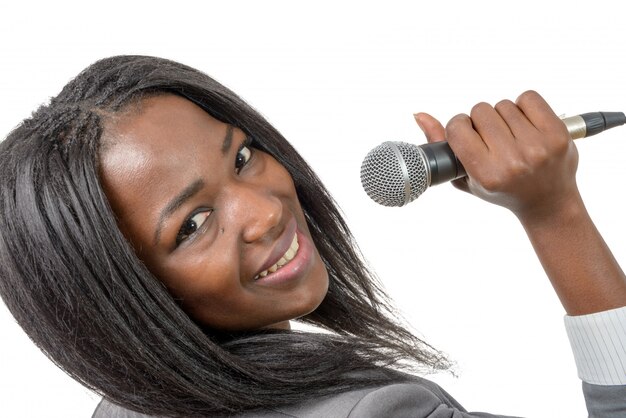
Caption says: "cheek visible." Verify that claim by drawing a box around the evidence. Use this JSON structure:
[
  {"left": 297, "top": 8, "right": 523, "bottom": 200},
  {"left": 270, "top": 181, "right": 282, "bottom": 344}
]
[
  {"left": 152, "top": 251, "right": 242, "bottom": 311},
  {"left": 260, "top": 152, "right": 296, "bottom": 192}
]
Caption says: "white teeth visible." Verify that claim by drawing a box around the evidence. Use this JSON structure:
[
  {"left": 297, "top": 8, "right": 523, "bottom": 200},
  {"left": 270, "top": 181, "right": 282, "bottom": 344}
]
[{"left": 255, "top": 233, "right": 299, "bottom": 279}]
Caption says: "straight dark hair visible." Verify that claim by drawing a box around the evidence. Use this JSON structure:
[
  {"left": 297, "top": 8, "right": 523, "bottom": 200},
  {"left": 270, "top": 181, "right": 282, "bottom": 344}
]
[{"left": 0, "top": 55, "right": 449, "bottom": 416}]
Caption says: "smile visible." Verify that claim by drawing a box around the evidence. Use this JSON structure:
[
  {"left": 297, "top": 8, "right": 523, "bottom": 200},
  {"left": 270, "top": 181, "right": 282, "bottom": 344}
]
[{"left": 254, "top": 233, "right": 299, "bottom": 280}]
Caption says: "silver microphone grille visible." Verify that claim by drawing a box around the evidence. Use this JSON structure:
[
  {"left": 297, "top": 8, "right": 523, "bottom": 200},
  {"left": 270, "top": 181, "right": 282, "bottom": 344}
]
[{"left": 360, "top": 141, "right": 430, "bottom": 207}]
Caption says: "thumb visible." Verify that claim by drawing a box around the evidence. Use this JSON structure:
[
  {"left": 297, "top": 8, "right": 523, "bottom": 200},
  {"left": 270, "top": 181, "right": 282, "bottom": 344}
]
[{"left": 414, "top": 112, "right": 445, "bottom": 143}]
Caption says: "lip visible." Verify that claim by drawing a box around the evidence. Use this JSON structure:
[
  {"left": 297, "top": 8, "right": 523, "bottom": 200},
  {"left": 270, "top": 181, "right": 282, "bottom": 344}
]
[
  {"left": 253, "top": 220, "right": 314, "bottom": 288},
  {"left": 255, "top": 218, "right": 298, "bottom": 275}
]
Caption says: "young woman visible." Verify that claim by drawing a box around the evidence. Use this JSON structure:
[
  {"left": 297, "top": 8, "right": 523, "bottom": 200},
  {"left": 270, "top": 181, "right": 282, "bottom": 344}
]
[{"left": 0, "top": 55, "right": 624, "bottom": 417}]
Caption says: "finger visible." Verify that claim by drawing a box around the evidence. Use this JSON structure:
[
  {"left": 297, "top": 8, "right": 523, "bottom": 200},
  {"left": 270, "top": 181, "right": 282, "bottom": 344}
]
[
  {"left": 414, "top": 112, "right": 445, "bottom": 143},
  {"left": 515, "top": 90, "right": 564, "bottom": 135},
  {"left": 514, "top": 90, "right": 574, "bottom": 163},
  {"left": 469, "top": 102, "right": 515, "bottom": 152},
  {"left": 445, "top": 113, "right": 489, "bottom": 174},
  {"left": 451, "top": 177, "right": 471, "bottom": 194},
  {"left": 494, "top": 99, "right": 537, "bottom": 140}
]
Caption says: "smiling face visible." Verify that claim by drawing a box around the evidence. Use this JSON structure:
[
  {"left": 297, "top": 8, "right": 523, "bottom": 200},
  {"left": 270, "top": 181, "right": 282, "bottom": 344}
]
[{"left": 99, "top": 94, "right": 329, "bottom": 331}]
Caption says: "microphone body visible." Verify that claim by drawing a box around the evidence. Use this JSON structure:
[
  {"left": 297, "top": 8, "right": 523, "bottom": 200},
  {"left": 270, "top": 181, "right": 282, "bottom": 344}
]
[{"left": 360, "top": 112, "right": 626, "bottom": 207}]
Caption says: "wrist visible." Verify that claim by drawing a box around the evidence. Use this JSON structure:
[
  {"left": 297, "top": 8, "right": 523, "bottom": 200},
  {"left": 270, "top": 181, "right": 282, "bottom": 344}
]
[
  {"left": 515, "top": 190, "right": 587, "bottom": 232},
  {"left": 515, "top": 191, "right": 626, "bottom": 315}
]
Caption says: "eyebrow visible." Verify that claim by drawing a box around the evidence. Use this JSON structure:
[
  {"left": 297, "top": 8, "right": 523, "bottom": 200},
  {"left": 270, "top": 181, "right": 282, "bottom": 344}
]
[
  {"left": 153, "top": 178, "right": 204, "bottom": 245},
  {"left": 221, "top": 125, "right": 234, "bottom": 155},
  {"left": 153, "top": 125, "right": 236, "bottom": 246}
]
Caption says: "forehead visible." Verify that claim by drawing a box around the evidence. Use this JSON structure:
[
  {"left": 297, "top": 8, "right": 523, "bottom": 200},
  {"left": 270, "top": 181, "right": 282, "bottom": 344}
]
[
  {"left": 98, "top": 94, "right": 228, "bottom": 239},
  {"left": 103, "top": 94, "right": 226, "bottom": 157}
]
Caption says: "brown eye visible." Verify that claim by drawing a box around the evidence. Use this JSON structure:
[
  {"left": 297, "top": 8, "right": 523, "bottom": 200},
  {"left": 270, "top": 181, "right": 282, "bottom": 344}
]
[
  {"left": 235, "top": 145, "right": 252, "bottom": 173},
  {"left": 176, "top": 209, "right": 212, "bottom": 245}
]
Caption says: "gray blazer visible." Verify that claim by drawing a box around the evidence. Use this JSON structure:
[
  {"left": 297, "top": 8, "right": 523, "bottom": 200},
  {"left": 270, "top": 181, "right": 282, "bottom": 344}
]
[
  {"left": 93, "top": 376, "right": 509, "bottom": 417},
  {"left": 92, "top": 373, "right": 626, "bottom": 417}
]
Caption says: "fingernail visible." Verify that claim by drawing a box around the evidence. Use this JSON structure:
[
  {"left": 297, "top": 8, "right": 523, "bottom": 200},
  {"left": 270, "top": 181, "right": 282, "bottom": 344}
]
[{"left": 413, "top": 113, "right": 425, "bottom": 130}]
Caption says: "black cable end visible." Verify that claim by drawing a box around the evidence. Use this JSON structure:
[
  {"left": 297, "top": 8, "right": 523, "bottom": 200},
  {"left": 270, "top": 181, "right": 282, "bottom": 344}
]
[{"left": 581, "top": 112, "right": 626, "bottom": 137}]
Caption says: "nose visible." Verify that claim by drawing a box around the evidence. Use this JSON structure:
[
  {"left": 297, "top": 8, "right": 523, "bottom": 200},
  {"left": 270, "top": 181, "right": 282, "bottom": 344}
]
[{"left": 228, "top": 183, "right": 283, "bottom": 244}]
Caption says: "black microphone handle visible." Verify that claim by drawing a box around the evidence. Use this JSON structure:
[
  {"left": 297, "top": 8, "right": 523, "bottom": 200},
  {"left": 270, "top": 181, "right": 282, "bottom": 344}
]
[{"left": 417, "top": 141, "right": 466, "bottom": 186}]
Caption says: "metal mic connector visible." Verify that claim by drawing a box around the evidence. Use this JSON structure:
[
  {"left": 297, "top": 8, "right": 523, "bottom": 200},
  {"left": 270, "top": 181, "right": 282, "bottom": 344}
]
[{"left": 562, "top": 112, "right": 626, "bottom": 139}]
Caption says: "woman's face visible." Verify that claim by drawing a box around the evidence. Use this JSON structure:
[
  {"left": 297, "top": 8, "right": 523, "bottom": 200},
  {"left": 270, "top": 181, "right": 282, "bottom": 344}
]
[{"left": 99, "top": 94, "right": 329, "bottom": 331}]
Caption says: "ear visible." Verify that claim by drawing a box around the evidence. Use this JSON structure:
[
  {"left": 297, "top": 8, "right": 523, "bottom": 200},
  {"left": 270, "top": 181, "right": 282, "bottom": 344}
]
[{"left": 414, "top": 112, "right": 445, "bottom": 143}]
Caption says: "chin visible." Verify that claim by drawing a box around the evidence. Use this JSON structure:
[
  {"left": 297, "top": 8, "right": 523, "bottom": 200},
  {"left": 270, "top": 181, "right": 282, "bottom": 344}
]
[
  {"left": 271, "top": 271, "right": 329, "bottom": 330},
  {"left": 294, "top": 273, "right": 330, "bottom": 320}
]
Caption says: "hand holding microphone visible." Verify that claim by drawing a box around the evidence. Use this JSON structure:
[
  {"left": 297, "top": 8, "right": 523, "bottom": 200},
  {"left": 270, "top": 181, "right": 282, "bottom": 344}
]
[
  {"left": 361, "top": 91, "right": 625, "bottom": 220},
  {"left": 361, "top": 91, "right": 626, "bottom": 334}
]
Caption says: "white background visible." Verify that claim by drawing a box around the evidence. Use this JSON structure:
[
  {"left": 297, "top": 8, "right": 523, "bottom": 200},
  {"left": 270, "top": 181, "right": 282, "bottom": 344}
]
[{"left": 1, "top": 1, "right": 625, "bottom": 417}]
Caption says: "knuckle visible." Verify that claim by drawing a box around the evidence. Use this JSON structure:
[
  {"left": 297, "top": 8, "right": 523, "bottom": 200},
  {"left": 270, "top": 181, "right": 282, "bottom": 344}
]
[
  {"left": 445, "top": 114, "right": 469, "bottom": 138},
  {"left": 551, "top": 135, "right": 573, "bottom": 156},
  {"left": 506, "top": 158, "right": 530, "bottom": 179},
  {"left": 553, "top": 122, "right": 571, "bottom": 142},
  {"left": 515, "top": 90, "right": 541, "bottom": 107},
  {"left": 494, "top": 99, "right": 516, "bottom": 112},
  {"left": 470, "top": 102, "right": 491, "bottom": 118},
  {"left": 479, "top": 158, "right": 528, "bottom": 192},
  {"left": 525, "top": 144, "right": 550, "bottom": 164},
  {"left": 479, "top": 174, "right": 504, "bottom": 192}
]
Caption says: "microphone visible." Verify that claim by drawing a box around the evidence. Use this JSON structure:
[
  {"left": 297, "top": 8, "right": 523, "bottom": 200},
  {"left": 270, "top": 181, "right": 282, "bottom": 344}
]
[{"left": 360, "top": 112, "right": 626, "bottom": 207}]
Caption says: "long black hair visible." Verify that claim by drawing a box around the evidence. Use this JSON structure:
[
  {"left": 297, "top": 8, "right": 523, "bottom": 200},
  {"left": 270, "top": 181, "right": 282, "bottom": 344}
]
[{"left": 0, "top": 55, "right": 449, "bottom": 416}]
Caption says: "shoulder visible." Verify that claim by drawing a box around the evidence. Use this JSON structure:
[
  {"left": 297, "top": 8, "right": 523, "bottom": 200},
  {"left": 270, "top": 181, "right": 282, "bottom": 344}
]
[
  {"left": 267, "top": 376, "right": 511, "bottom": 418},
  {"left": 93, "top": 380, "right": 455, "bottom": 418},
  {"left": 92, "top": 376, "right": 514, "bottom": 418},
  {"left": 293, "top": 380, "right": 462, "bottom": 418},
  {"left": 92, "top": 399, "right": 158, "bottom": 418},
  {"left": 348, "top": 380, "right": 464, "bottom": 417}
]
